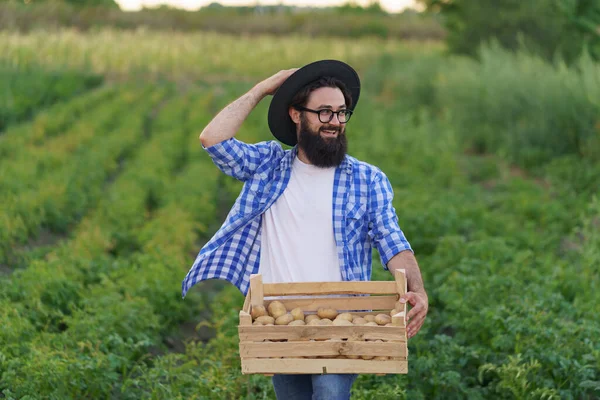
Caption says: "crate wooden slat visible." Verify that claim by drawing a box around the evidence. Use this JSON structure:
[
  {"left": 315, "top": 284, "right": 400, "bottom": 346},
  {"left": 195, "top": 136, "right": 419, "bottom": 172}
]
[
  {"left": 238, "top": 270, "right": 409, "bottom": 375},
  {"left": 239, "top": 325, "right": 406, "bottom": 341},
  {"left": 242, "top": 359, "right": 408, "bottom": 375},
  {"left": 240, "top": 340, "right": 407, "bottom": 358},
  {"left": 263, "top": 281, "right": 398, "bottom": 296}
]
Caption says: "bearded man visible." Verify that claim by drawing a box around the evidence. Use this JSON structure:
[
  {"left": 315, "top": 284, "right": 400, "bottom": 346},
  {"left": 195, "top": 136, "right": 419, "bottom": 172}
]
[{"left": 182, "top": 60, "right": 428, "bottom": 400}]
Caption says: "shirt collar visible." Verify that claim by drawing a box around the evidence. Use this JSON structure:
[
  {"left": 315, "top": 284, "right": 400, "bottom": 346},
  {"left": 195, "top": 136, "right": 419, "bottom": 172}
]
[{"left": 279, "top": 145, "right": 353, "bottom": 174}]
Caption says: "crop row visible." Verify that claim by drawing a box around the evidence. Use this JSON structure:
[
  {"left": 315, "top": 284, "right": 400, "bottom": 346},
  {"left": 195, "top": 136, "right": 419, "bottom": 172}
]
[
  {"left": 0, "top": 63, "right": 103, "bottom": 132},
  {"left": 0, "top": 85, "right": 148, "bottom": 200},
  {"left": 0, "top": 85, "right": 161, "bottom": 265},
  {"left": 0, "top": 88, "right": 225, "bottom": 397},
  {"left": 0, "top": 83, "right": 119, "bottom": 162}
]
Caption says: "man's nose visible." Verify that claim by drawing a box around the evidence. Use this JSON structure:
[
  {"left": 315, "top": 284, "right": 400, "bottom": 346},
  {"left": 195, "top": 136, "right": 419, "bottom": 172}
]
[{"left": 329, "top": 114, "right": 342, "bottom": 126}]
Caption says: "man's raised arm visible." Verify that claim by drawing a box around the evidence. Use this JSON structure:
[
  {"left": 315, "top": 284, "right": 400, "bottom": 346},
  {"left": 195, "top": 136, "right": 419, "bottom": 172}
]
[{"left": 199, "top": 68, "right": 298, "bottom": 148}]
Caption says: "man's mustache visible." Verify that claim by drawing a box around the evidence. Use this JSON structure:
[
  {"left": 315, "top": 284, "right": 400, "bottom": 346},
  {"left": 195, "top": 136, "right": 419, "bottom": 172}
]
[{"left": 320, "top": 126, "right": 342, "bottom": 134}]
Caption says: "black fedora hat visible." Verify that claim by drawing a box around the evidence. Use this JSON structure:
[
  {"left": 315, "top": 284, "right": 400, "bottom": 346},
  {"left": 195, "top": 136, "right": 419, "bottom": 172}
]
[{"left": 267, "top": 59, "right": 361, "bottom": 147}]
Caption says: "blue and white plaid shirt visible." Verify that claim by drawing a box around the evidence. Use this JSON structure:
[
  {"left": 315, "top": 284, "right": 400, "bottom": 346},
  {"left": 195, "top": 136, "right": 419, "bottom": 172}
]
[{"left": 181, "top": 137, "right": 412, "bottom": 298}]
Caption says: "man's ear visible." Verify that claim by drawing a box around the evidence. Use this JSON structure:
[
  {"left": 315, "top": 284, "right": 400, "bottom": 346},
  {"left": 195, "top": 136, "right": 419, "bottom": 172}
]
[{"left": 289, "top": 107, "right": 300, "bottom": 124}]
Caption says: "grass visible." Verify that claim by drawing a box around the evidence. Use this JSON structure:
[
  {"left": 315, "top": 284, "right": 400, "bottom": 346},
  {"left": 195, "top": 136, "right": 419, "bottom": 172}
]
[{"left": 0, "top": 28, "right": 442, "bottom": 81}]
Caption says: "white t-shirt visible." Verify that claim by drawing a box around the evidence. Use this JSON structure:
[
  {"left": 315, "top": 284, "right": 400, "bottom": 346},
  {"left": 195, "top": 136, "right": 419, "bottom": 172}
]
[{"left": 258, "top": 155, "right": 342, "bottom": 285}]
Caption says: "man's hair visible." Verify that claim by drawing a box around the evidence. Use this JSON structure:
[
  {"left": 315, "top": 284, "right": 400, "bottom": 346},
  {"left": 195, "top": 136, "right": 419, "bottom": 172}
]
[{"left": 289, "top": 76, "right": 353, "bottom": 109}]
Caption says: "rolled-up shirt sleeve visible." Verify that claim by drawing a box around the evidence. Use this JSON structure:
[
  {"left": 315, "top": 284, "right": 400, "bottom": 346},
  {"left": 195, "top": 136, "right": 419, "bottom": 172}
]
[
  {"left": 203, "top": 137, "right": 281, "bottom": 181},
  {"left": 368, "top": 169, "right": 413, "bottom": 269}
]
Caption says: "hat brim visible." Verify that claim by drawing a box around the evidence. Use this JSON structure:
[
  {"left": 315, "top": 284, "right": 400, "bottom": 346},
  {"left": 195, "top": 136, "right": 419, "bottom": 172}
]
[{"left": 267, "top": 59, "right": 361, "bottom": 147}]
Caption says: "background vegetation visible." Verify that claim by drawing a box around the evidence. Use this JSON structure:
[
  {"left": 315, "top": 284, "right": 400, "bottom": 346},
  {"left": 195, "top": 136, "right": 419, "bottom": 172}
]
[
  {"left": 1, "top": 0, "right": 598, "bottom": 398},
  {"left": 418, "top": 0, "right": 600, "bottom": 62},
  {"left": 0, "top": 1, "right": 444, "bottom": 40}
]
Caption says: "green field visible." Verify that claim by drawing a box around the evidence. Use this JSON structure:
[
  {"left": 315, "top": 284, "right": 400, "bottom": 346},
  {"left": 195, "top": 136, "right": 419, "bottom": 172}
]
[{"left": 1, "top": 28, "right": 599, "bottom": 399}]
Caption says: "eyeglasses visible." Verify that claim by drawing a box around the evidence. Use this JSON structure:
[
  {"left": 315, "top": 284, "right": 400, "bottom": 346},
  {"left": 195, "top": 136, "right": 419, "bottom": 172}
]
[{"left": 293, "top": 105, "right": 353, "bottom": 124}]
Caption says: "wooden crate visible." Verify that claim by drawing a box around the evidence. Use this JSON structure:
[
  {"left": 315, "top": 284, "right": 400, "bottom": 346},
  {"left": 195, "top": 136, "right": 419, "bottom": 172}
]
[{"left": 238, "top": 269, "right": 408, "bottom": 375}]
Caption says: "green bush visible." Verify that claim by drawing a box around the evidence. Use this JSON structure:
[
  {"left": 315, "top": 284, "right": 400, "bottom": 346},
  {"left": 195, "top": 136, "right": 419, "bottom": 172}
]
[
  {"left": 419, "top": 0, "right": 600, "bottom": 63},
  {"left": 368, "top": 44, "right": 600, "bottom": 167},
  {"left": 436, "top": 44, "right": 600, "bottom": 166}
]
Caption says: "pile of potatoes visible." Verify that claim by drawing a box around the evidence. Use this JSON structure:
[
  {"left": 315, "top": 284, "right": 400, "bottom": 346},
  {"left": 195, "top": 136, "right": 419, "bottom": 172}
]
[
  {"left": 249, "top": 301, "right": 403, "bottom": 361},
  {"left": 251, "top": 301, "right": 398, "bottom": 327}
]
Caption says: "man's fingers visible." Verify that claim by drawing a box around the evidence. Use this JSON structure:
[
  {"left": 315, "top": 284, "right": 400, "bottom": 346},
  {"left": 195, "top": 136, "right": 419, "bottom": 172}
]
[
  {"left": 407, "top": 308, "right": 426, "bottom": 334},
  {"left": 407, "top": 308, "right": 425, "bottom": 325},
  {"left": 399, "top": 291, "right": 417, "bottom": 305},
  {"left": 407, "top": 313, "right": 425, "bottom": 330},
  {"left": 406, "top": 303, "right": 424, "bottom": 321},
  {"left": 408, "top": 323, "right": 423, "bottom": 338},
  {"left": 407, "top": 315, "right": 426, "bottom": 338}
]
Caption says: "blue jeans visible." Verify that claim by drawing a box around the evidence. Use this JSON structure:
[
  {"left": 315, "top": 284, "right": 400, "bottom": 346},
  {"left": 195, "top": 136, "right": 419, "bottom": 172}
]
[{"left": 272, "top": 373, "right": 358, "bottom": 400}]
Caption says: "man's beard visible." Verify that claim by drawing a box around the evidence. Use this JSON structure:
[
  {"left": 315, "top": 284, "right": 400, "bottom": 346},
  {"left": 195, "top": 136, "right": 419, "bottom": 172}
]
[{"left": 297, "top": 114, "right": 347, "bottom": 168}]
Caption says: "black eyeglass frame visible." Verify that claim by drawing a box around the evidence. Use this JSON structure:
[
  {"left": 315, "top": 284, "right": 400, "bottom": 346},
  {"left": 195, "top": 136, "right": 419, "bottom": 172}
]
[{"left": 293, "top": 105, "right": 353, "bottom": 124}]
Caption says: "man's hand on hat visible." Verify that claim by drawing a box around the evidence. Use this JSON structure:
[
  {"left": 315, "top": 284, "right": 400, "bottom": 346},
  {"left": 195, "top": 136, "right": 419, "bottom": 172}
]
[{"left": 257, "top": 68, "right": 299, "bottom": 96}]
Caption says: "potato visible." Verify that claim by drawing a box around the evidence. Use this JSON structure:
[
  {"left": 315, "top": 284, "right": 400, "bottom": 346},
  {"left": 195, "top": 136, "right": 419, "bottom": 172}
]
[
  {"left": 289, "top": 319, "right": 306, "bottom": 326},
  {"left": 267, "top": 301, "right": 287, "bottom": 319},
  {"left": 346, "top": 355, "right": 360, "bottom": 359},
  {"left": 375, "top": 314, "right": 391, "bottom": 325},
  {"left": 318, "top": 318, "right": 333, "bottom": 325},
  {"left": 251, "top": 305, "right": 268, "bottom": 320},
  {"left": 336, "top": 313, "right": 353, "bottom": 322},
  {"left": 317, "top": 307, "right": 338, "bottom": 320},
  {"left": 333, "top": 318, "right": 353, "bottom": 326},
  {"left": 365, "top": 322, "right": 378, "bottom": 326},
  {"left": 305, "top": 314, "right": 320, "bottom": 324},
  {"left": 361, "top": 355, "right": 375, "bottom": 360},
  {"left": 364, "top": 315, "right": 376, "bottom": 323},
  {"left": 275, "top": 313, "right": 294, "bottom": 325},
  {"left": 255, "top": 316, "right": 275, "bottom": 325},
  {"left": 374, "top": 356, "right": 389, "bottom": 361},
  {"left": 389, "top": 308, "right": 402, "bottom": 317},
  {"left": 308, "top": 319, "right": 321, "bottom": 326},
  {"left": 352, "top": 317, "right": 367, "bottom": 325},
  {"left": 252, "top": 320, "right": 262, "bottom": 326},
  {"left": 291, "top": 307, "right": 305, "bottom": 321}
]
